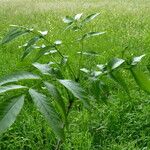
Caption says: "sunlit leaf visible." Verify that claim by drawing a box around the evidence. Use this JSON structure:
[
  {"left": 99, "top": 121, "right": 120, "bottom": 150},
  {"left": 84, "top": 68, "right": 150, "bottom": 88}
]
[
  {"left": 108, "top": 58, "right": 125, "bottom": 70},
  {"left": 131, "top": 54, "right": 145, "bottom": 66},
  {"left": 32, "top": 62, "right": 51, "bottom": 75},
  {"left": 38, "top": 30, "right": 48, "bottom": 36},
  {"left": 44, "top": 50, "right": 57, "bottom": 55},
  {"left": 74, "top": 13, "right": 83, "bottom": 20},
  {"left": 24, "top": 37, "right": 40, "bottom": 50},
  {"left": 32, "top": 62, "right": 62, "bottom": 78},
  {"left": 0, "top": 72, "right": 40, "bottom": 86},
  {"left": 0, "top": 85, "right": 27, "bottom": 94},
  {"left": 34, "top": 45, "right": 55, "bottom": 61},
  {"left": 97, "top": 64, "right": 106, "bottom": 72},
  {"left": 80, "top": 68, "right": 90, "bottom": 74},
  {"left": 81, "top": 13, "right": 100, "bottom": 25},
  {"left": 77, "top": 51, "right": 99, "bottom": 56},
  {"left": 91, "top": 71, "right": 103, "bottom": 77},
  {"left": 54, "top": 40, "right": 62, "bottom": 45}
]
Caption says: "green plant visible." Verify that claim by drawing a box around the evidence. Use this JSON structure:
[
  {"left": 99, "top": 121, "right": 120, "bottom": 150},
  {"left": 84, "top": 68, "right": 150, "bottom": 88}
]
[{"left": 0, "top": 13, "right": 150, "bottom": 149}]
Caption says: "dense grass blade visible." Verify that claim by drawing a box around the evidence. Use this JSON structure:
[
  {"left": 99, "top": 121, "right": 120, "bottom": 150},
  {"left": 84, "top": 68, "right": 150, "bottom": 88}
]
[
  {"left": 29, "top": 89, "right": 65, "bottom": 140},
  {"left": 0, "top": 95, "right": 25, "bottom": 134},
  {"left": 0, "top": 72, "right": 40, "bottom": 86},
  {"left": 44, "top": 82, "right": 67, "bottom": 121}
]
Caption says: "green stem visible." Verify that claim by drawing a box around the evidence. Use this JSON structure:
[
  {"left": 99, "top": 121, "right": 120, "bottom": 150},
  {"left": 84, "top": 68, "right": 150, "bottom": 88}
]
[
  {"left": 77, "top": 40, "right": 84, "bottom": 82},
  {"left": 41, "top": 35, "right": 77, "bottom": 80},
  {"left": 55, "top": 92, "right": 74, "bottom": 150}
]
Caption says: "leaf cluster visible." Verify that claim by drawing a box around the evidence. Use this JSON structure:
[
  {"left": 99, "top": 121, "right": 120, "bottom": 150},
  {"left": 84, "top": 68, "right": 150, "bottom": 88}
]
[{"left": 0, "top": 13, "right": 150, "bottom": 147}]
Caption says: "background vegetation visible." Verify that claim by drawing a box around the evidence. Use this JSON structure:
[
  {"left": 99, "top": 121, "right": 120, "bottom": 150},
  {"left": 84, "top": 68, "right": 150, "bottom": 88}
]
[{"left": 0, "top": 0, "right": 150, "bottom": 149}]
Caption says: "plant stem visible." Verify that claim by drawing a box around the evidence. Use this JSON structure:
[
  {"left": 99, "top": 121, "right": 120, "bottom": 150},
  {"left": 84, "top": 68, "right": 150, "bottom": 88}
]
[
  {"left": 66, "top": 99, "right": 74, "bottom": 116},
  {"left": 55, "top": 90, "right": 74, "bottom": 150},
  {"left": 40, "top": 35, "right": 77, "bottom": 80},
  {"left": 77, "top": 40, "right": 84, "bottom": 82}
]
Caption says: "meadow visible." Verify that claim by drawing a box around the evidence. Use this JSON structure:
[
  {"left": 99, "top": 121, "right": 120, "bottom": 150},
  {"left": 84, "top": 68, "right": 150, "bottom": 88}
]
[{"left": 0, "top": 0, "right": 150, "bottom": 149}]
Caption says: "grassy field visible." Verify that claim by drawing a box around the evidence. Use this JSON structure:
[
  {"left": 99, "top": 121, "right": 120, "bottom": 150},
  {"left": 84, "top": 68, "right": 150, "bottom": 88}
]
[{"left": 0, "top": 0, "right": 150, "bottom": 149}]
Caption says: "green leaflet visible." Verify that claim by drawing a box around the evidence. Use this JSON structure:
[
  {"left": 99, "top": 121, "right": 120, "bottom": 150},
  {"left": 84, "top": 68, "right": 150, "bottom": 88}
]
[
  {"left": 0, "top": 72, "right": 40, "bottom": 86},
  {"left": 32, "top": 62, "right": 51, "bottom": 75},
  {"left": 34, "top": 45, "right": 56, "bottom": 61},
  {"left": 1, "top": 28, "right": 30, "bottom": 44},
  {"left": 81, "top": 13, "right": 100, "bottom": 25},
  {"left": 29, "top": 89, "right": 65, "bottom": 140},
  {"left": 131, "top": 54, "right": 145, "bottom": 66},
  {"left": 79, "top": 32, "right": 105, "bottom": 41},
  {"left": 0, "top": 95, "right": 25, "bottom": 134},
  {"left": 130, "top": 68, "right": 150, "bottom": 94},
  {"left": 0, "top": 85, "right": 27, "bottom": 94},
  {"left": 44, "top": 82, "right": 67, "bottom": 121},
  {"left": 58, "top": 80, "right": 89, "bottom": 107},
  {"left": 74, "top": 13, "right": 83, "bottom": 20},
  {"left": 108, "top": 58, "right": 125, "bottom": 70},
  {"left": 21, "top": 36, "right": 40, "bottom": 60},
  {"left": 33, "top": 62, "right": 63, "bottom": 79}
]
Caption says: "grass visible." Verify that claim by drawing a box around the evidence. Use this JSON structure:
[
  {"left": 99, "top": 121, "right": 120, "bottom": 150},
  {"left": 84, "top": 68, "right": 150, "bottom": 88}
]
[{"left": 0, "top": 0, "right": 150, "bottom": 149}]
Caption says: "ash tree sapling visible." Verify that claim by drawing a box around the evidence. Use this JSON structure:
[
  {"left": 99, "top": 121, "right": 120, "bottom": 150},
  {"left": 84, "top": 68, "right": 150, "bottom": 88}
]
[{"left": 0, "top": 13, "right": 150, "bottom": 149}]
